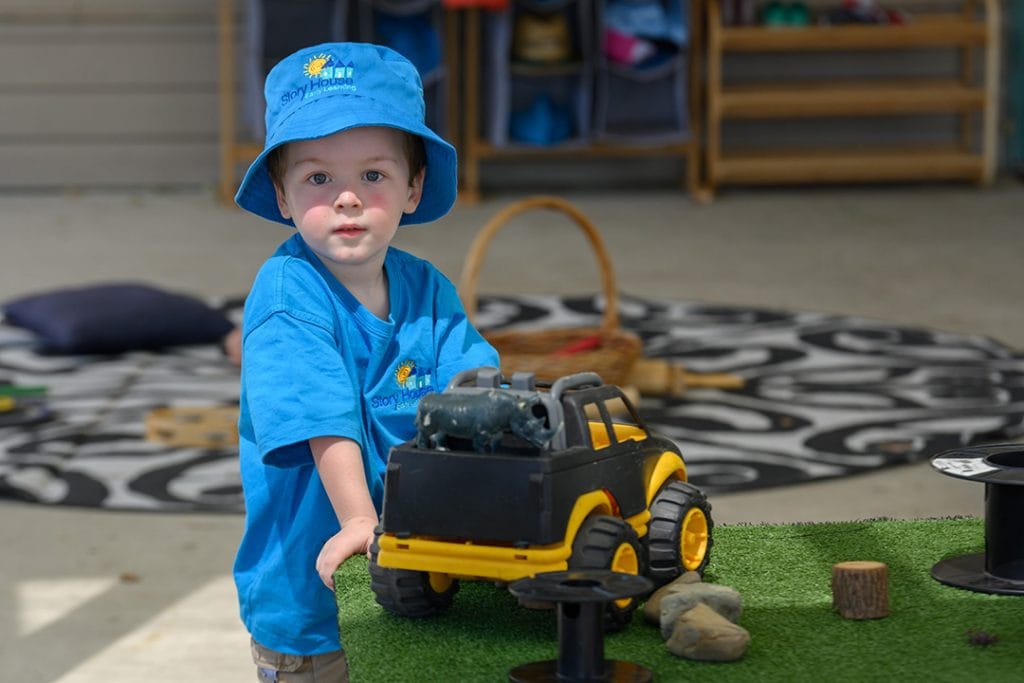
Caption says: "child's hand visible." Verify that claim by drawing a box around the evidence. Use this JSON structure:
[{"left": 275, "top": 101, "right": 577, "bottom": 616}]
[{"left": 315, "top": 515, "right": 378, "bottom": 589}]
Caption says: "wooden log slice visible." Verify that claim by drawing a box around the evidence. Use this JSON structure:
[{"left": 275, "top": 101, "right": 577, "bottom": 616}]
[{"left": 831, "top": 560, "right": 889, "bottom": 620}]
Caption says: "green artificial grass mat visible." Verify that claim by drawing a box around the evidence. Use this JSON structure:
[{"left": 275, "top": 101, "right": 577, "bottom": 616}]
[{"left": 335, "top": 517, "right": 1024, "bottom": 682}]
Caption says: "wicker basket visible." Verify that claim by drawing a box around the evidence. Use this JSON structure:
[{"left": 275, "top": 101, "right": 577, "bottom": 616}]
[{"left": 459, "top": 196, "right": 643, "bottom": 385}]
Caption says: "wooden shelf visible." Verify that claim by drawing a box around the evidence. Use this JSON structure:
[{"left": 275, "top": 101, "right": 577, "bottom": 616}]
[
  {"left": 718, "top": 80, "right": 985, "bottom": 118},
  {"left": 714, "top": 148, "right": 985, "bottom": 184},
  {"left": 703, "top": 0, "right": 1001, "bottom": 195},
  {"left": 472, "top": 140, "right": 693, "bottom": 159},
  {"left": 719, "top": 15, "right": 988, "bottom": 52}
]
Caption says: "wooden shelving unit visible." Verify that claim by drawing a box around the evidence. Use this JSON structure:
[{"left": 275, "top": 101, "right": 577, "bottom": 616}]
[{"left": 704, "top": 0, "right": 1001, "bottom": 194}]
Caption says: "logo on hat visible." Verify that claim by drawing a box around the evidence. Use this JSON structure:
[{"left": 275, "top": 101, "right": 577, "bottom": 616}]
[
  {"left": 279, "top": 52, "right": 356, "bottom": 106},
  {"left": 303, "top": 53, "right": 354, "bottom": 83}
]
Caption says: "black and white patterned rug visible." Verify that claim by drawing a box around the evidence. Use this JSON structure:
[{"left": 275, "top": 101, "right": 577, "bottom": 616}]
[{"left": 1, "top": 294, "right": 1022, "bottom": 513}]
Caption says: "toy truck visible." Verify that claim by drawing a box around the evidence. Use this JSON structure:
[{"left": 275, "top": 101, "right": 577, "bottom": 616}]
[{"left": 368, "top": 367, "right": 713, "bottom": 629}]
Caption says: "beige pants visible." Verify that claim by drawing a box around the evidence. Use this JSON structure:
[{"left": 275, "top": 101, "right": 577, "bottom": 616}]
[{"left": 251, "top": 639, "right": 349, "bottom": 683}]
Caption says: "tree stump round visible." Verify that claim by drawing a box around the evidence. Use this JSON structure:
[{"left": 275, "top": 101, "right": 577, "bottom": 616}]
[{"left": 831, "top": 561, "right": 889, "bottom": 620}]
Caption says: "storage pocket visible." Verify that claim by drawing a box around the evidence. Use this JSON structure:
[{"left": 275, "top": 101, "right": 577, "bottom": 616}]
[{"left": 593, "top": 53, "right": 689, "bottom": 142}]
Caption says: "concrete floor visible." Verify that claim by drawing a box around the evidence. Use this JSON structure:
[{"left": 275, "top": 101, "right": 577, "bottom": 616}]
[{"left": 1, "top": 180, "right": 1022, "bottom": 681}]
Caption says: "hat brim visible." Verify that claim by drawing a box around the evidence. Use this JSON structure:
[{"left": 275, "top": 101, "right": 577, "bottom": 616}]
[{"left": 235, "top": 92, "right": 457, "bottom": 227}]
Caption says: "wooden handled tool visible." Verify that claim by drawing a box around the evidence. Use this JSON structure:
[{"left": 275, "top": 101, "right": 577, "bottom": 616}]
[{"left": 629, "top": 358, "right": 745, "bottom": 397}]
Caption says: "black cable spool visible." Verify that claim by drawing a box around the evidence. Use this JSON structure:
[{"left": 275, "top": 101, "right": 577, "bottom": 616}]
[
  {"left": 508, "top": 569, "right": 654, "bottom": 683},
  {"left": 931, "top": 443, "right": 1024, "bottom": 595}
]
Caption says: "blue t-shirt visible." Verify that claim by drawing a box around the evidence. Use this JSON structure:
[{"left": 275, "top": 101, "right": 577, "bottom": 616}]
[{"left": 233, "top": 234, "right": 499, "bottom": 655}]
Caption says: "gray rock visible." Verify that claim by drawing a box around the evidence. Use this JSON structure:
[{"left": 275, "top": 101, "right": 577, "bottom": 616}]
[
  {"left": 641, "top": 571, "right": 703, "bottom": 625},
  {"left": 658, "top": 583, "right": 743, "bottom": 638},
  {"left": 665, "top": 603, "right": 751, "bottom": 662}
]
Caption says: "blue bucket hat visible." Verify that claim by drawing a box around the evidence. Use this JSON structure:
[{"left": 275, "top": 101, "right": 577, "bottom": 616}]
[{"left": 235, "top": 42, "right": 456, "bottom": 227}]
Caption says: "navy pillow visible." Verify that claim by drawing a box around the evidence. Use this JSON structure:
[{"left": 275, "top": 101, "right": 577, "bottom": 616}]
[{"left": 2, "top": 283, "right": 235, "bottom": 354}]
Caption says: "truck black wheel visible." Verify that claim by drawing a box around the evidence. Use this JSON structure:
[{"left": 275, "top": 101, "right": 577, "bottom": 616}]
[
  {"left": 568, "top": 515, "right": 644, "bottom": 631},
  {"left": 368, "top": 531, "right": 459, "bottom": 618},
  {"left": 647, "top": 480, "right": 713, "bottom": 586}
]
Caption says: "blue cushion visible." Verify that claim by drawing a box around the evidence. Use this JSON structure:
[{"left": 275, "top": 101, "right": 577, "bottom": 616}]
[{"left": 2, "top": 283, "right": 235, "bottom": 354}]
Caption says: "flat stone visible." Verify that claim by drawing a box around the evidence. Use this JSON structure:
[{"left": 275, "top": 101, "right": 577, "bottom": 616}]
[
  {"left": 642, "top": 571, "right": 703, "bottom": 624},
  {"left": 665, "top": 603, "right": 751, "bottom": 662},
  {"left": 658, "top": 583, "right": 743, "bottom": 638}
]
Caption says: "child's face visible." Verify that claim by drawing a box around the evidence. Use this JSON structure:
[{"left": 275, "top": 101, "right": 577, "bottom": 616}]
[{"left": 273, "top": 126, "right": 424, "bottom": 277}]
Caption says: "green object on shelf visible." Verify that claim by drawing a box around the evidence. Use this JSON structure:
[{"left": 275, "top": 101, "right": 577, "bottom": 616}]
[
  {"left": 760, "top": 1, "right": 809, "bottom": 27},
  {"left": 760, "top": 1, "right": 788, "bottom": 26},
  {"left": 784, "top": 1, "right": 810, "bottom": 26},
  {"left": 336, "top": 517, "right": 1023, "bottom": 682}
]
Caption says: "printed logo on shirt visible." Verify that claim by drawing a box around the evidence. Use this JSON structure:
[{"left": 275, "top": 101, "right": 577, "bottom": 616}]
[
  {"left": 371, "top": 359, "right": 434, "bottom": 411},
  {"left": 395, "top": 360, "right": 422, "bottom": 388}
]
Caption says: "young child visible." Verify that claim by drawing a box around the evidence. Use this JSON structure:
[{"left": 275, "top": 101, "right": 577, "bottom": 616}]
[{"left": 232, "top": 42, "right": 499, "bottom": 681}]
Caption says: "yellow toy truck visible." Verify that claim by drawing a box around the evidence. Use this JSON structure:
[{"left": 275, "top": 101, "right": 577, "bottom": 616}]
[{"left": 369, "top": 367, "right": 712, "bottom": 629}]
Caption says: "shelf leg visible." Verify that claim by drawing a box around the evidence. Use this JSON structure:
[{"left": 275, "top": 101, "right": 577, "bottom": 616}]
[
  {"left": 445, "top": 7, "right": 461, "bottom": 175},
  {"left": 460, "top": 7, "right": 481, "bottom": 204},
  {"left": 981, "top": 0, "right": 1000, "bottom": 185},
  {"left": 705, "top": 0, "right": 722, "bottom": 195},
  {"left": 218, "top": 0, "right": 237, "bottom": 205}
]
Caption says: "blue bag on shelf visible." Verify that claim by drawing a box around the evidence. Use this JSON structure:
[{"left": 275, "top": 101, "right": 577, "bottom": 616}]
[{"left": 509, "top": 94, "right": 574, "bottom": 146}]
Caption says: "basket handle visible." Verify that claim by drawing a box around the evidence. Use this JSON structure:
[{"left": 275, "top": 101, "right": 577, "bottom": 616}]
[{"left": 459, "top": 196, "right": 621, "bottom": 333}]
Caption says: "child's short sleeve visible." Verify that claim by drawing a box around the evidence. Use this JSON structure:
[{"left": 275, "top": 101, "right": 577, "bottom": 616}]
[
  {"left": 240, "top": 253, "right": 366, "bottom": 468},
  {"left": 242, "top": 310, "right": 363, "bottom": 467}
]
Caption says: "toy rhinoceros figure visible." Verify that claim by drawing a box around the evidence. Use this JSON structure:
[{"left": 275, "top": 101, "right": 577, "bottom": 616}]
[{"left": 415, "top": 389, "right": 555, "bottom": 453}]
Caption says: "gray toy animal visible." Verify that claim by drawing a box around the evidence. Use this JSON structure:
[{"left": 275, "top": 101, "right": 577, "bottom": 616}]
[{"left": 415, "top": 389, "right": 556, "bottom": 453}]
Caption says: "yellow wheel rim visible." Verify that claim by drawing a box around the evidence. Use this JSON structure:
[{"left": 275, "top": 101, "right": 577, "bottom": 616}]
[
  {"left": 428, "top": 572, "right": 453, "bottom": 594},
  {"left": 681, "top": 508, "right": 709, "bottom": 571},
  {"left": 610, "top": 542, "right": 639, "bottom": 608},
  {"left": 0, "top": 396, "right": 14, "bottom": 412}
]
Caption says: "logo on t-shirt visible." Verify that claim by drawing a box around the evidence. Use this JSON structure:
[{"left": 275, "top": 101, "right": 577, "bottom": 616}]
[
  {"left": 371, "top": 359, "right": 434, "bottom": 411},
  {"left": 395, "top": 360, "right": 423, "bottom": 388}
]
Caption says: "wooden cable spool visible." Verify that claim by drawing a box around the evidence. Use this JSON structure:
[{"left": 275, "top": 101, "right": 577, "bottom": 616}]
[{"left": 459, "top": 196, "right": 643, "bottom": 385}]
